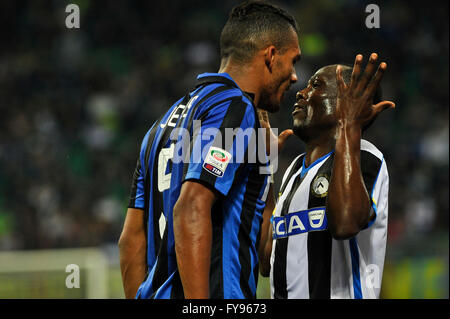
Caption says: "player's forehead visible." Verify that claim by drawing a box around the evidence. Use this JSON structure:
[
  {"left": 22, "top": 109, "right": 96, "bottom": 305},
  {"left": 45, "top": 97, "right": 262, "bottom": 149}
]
[
  {"left": 309, "top": 65, "right": 339, "bottom": 83},
  {"left": 283, "top": 27, "right": 301, "bottom": 56}
]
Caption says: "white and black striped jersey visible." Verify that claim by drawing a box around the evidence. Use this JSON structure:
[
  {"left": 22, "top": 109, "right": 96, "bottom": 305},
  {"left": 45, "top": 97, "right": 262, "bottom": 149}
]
[{"left": 270, "top": 139, "right": 389, "bottom": 299}]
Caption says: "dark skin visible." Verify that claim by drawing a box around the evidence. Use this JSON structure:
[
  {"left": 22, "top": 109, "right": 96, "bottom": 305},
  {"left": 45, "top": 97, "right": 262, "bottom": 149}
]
[
  {"left": 118, "top": 208, "right": 147, "bottom": 298},
  {"left": 259, "top": 53, "right": 395, "bottom": 276},
  {"left": 119, "top": 28, "right": 300, "bottom": 299}
]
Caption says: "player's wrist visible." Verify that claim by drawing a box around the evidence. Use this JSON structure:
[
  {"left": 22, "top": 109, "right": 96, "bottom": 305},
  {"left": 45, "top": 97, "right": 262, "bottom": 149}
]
[{"left": 337, "top": 120, "right": 363, "bottom": 135}]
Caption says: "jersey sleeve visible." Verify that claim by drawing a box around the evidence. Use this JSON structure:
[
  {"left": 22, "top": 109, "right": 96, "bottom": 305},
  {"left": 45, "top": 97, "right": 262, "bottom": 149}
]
[
  {"left": 361, "top": 152, "right": 389, "bottom": 229},
  {"left": 182, "top": 97, "right": 257, "bottom": 196},
  {"left": 128, "top": 158, "right": 145, "bottom": 209},
  {"left": 127, "top": 126, "right": 155, "bottom": 209}
]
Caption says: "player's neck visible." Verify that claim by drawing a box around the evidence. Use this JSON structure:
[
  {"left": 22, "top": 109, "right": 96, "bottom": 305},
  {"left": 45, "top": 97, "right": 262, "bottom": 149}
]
[
  {"left": 304, "top": 135, "right": 335, "bottom": 167},
  {"left": 219, "top": 59, "right": 263, "bottom": 106}
]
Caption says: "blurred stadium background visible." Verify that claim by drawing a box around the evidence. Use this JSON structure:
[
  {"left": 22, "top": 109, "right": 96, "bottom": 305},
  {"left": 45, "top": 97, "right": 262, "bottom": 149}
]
[{"left": 0, "top": 0, "right": 448, "bottom": 298}]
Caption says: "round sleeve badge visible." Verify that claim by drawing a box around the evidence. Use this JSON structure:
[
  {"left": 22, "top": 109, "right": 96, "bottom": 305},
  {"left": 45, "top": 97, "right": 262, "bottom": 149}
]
[{"left": 311, "top": 174, "right": 329, "bottom": 197}]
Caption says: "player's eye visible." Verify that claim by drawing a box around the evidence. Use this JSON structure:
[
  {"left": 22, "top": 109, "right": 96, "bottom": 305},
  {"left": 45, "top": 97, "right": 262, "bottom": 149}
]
[{"left": 312, "top": 79, "right": 320, "bottom": 88}]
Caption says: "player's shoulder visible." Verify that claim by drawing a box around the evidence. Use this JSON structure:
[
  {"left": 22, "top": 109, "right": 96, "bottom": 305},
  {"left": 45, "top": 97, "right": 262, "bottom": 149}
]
[
  {"left": 200, "top": 84, "right": 247, "bottom": 105},
  {"left": 197, "top": 85, "right": 256, "bottom": 123},
  {"left": 360, "top": 139, "right": 388, "bottom": 178},
  {"left": 360, "top": 139, "right": 384, "bottom": 161}
]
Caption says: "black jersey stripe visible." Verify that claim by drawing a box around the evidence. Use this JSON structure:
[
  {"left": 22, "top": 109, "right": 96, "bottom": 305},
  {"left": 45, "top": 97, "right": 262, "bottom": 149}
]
[
  {"left": 170, "top": 270, "right": 184, "bottom": 299},
  {"left": 209, "top": 198, "right": 224, "bottom": 298},
  {"left": 273, "top": 157, "right": 308, "bottom": 299},
  {"left": 306, "top": 155, "right": 334, "bottom": 299},
  {"left": 307, "top": 230, "right": 332, "bottom": 298},
  {"left": 279, "top": 154, "right": 305, "bottom": 196},
  {"left": 273, "top": 236, "right": 288, "bottom": 299}
]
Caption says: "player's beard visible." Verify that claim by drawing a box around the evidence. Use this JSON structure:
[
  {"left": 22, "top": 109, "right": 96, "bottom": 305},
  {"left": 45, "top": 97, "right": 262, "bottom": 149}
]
[
  {"left": 258, "top": 88, "right": 280, "bottom": 113},
  {"left": 259, "top": 77, "right": 288, "bottom": 113}
]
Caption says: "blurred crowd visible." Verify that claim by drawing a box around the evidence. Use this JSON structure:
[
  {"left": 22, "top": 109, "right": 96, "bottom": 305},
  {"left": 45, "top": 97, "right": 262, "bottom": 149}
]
[{"left": 0, "top": 0, "right": 448, "bottom": 252}]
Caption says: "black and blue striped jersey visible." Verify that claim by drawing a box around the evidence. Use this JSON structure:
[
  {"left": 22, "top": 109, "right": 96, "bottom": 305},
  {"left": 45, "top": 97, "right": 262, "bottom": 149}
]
[{"left": 128, "top": 73, "right": 270, "bottom": 299}]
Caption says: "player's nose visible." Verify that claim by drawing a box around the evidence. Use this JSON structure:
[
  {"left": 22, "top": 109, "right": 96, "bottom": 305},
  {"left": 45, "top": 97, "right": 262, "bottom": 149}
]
[
  {"left": 291, "top": 70, "right": 298, "bottom": 84},
  {"left": 296, "top": 89, "right": 306, "bottom": 101}
]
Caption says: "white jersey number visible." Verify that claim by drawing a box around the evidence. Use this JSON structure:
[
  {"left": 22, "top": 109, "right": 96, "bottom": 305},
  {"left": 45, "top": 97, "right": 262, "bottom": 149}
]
[{"left": 157, "top": 143, "right": 175, "bottom": 192}]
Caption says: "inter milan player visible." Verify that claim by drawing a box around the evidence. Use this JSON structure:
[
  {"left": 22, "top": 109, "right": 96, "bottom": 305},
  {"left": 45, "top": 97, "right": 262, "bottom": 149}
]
[
  {"left": 259, "top": 54, "right": 395, "bottom": 298},
  {"left": 118, "top": 1, "right": 300, "bottom": 299}
]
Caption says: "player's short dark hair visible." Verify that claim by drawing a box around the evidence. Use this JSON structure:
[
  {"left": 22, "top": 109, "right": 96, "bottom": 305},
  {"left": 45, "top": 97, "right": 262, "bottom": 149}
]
[
  {"left": 339, "top": 64, "right": 383, "bottom": 132},
  {"left": 220, "top": 0, "right": 298, "bottom": 64}
]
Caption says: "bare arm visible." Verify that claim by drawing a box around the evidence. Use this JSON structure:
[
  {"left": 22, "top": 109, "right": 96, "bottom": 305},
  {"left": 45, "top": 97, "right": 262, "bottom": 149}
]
[
  {"left": 259, "top": 183, "right": 274, "bottom": 277},
  {"left": 327, "top": 53, "right": 395, "bottom": 240},
  {"left": 173, "top": 181, "right": 217, "bottom": 299},
  {"left": 118, "top": 208, "right": 147, "bottom": 298}
]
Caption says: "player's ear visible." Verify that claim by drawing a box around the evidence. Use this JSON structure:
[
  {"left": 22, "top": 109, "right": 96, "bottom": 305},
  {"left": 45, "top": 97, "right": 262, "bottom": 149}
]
[{"left": 264, "top": 46, "right": 276, "bottom": 72}]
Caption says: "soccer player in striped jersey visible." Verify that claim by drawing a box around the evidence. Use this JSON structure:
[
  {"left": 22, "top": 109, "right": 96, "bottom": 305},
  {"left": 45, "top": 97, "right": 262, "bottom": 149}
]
[
  {"left": 118, "top": 1, "right": 300, "bottom": 299},
  {"left": 259, "top": 54, "right": 395, "bottom": 298}
]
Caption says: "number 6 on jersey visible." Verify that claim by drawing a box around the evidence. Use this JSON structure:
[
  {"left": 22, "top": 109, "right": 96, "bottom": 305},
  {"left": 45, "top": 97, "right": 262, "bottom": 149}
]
[{"left": 158, "top": 144, "right": 175, "bottom": 192}]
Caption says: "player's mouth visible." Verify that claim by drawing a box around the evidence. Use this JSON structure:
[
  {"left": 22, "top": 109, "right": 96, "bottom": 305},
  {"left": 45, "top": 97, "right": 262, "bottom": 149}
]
[{"left": 292, "top": 101, "right": 307, "bottom": 116}]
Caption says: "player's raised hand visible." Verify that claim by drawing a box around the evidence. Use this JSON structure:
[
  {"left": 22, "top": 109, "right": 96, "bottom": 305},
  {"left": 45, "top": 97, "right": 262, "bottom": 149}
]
[
  {"left": 257, "top": 109, "right": 293, "bottom": 156},
  {"left": 336, "top": 53, "right": 395, "bottom": 129}
]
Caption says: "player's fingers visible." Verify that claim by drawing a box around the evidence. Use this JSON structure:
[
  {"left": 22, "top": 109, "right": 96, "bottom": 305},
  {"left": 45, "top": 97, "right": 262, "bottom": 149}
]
[
  {"left": 372, "top": 100, "right": 395, "bottom": 115},
  {"left": 257, "top": 109, "right": 271, "bottom": 128},
  {"left": 336, "top": 65, "right": 347, "bottom": 93},
  {"left": 278, "top": 129, "right": 294, "bottom": 151},
  {"left": 355, "top": 53, "right": 379, "bottom": 93},
  {"left": 366, "top": 62, "right": 387, "bottom": 99},
  {"left": 349, "top": 54, "right": 363, "bottom": 89}
]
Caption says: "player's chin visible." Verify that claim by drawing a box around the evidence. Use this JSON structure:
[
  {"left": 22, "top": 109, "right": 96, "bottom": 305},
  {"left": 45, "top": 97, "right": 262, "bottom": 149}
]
[
  {"left": 268, "top": 104, "right": 280, "bottom": 113},
  {"left": 292, "top": 120, "right": 306, "bottom": 138},
  {"left": 261, "top": 102, "right": 280, "bottom": 113}
]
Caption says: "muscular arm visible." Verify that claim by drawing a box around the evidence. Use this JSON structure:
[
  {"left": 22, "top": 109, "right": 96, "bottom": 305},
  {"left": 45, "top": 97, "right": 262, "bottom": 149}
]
[
  {"left": 118, "top": 208, "right": 147, "bottom": 298},
  {"left": 259, "top": 183, "right": 274, "bottom": 277},
  {"left": 173, "top": 181, "right": 217, "bottom": 299},
  {"left": 326, "top": 125, "right": 372, "bottom": 240},
  {"left": 327, "top": 53, "right": 394, "bottom": 240}
]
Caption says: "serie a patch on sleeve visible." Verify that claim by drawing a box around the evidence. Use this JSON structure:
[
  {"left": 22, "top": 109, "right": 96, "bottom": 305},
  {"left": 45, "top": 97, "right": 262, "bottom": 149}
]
[{"left": 202, "top": 146, "right": 232, "bottom": 177}]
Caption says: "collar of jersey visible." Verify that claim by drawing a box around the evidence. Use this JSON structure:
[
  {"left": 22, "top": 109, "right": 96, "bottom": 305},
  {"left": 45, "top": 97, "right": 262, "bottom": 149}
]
[
  {"left": 300, "top": 151, "right": 334, "bottom": 178},
  {"left": 197, "top": 72, "right": 238, "bottom": 85},
  {"left": 196, "top": 72, "right": 255, "bottom": 102}
]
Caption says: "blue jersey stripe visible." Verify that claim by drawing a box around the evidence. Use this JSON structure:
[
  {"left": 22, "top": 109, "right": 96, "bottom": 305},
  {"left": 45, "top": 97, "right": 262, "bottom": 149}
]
[{"left": 350, "top": 237, "right": 362, "bottom": 299}]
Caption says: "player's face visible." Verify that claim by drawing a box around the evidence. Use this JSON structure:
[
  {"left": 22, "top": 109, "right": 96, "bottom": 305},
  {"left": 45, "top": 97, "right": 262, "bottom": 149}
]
[
  {"left": 261, "top": 28, "right": 300, "bottom": 113},
  {"left": 292, "top": 65, "right": 341, "bottom": 137}
]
